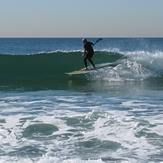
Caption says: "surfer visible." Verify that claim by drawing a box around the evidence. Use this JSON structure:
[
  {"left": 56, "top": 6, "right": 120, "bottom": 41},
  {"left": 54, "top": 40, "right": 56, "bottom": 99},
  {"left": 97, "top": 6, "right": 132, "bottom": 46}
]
[{"left": 82, "top": 38, "right": 95, "bottom": 70}]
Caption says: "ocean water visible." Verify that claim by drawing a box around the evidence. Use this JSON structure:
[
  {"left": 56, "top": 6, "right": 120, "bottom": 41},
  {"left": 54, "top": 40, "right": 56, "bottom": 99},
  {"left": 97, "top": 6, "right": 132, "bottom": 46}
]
[{"left": 0, "top": 38, "right": 163, "bottom": 163}]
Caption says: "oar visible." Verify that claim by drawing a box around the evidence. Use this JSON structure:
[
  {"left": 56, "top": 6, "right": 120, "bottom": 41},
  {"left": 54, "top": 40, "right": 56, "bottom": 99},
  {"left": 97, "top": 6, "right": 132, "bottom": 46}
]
[{"left": 93, "top": 38, "right": 102, "bottom": 46}]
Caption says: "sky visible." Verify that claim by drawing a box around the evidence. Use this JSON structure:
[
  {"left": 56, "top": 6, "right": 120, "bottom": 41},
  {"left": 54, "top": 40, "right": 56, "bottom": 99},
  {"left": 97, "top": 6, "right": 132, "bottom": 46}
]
[{"left": 1, "top": 0, "right": 163, "bottom": 38}]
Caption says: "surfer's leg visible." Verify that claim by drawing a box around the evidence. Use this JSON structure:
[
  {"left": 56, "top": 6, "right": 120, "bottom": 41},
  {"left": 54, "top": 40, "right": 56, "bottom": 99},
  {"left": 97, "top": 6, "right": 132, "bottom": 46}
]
[
  {"left": 83, "top": 56, "right": 88, "bottom": 70},
  {"left": 88, "top": 58, "right": 95, "bottom": 69},
  {"left": 88, "top": 53, "right": 95, "bottom": 69}
]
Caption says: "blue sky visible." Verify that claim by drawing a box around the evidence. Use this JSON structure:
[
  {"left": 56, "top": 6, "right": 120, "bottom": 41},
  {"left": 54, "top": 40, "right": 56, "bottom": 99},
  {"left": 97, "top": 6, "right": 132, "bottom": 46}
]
[{"left": 1, "top": 0, "right": 163, "bottom": 37}]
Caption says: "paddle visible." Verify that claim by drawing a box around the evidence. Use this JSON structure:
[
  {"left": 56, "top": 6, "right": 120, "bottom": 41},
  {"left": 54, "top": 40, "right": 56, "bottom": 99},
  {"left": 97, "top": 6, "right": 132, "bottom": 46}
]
[{"left": 93, "top": 38, "right": 102, "bottom": 46}]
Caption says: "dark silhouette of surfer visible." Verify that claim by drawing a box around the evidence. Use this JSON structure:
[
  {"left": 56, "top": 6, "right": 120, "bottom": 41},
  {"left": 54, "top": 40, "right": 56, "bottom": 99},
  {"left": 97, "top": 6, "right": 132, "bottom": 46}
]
[{"left": 82, "top": 38, "right": 95, "bottom": 70}]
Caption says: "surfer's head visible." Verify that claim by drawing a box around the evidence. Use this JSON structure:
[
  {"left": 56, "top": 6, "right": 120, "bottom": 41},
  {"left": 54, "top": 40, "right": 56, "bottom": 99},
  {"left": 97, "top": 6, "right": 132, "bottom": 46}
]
[{"left": 82, "top": 38, "right": 87, "bottom": 43}]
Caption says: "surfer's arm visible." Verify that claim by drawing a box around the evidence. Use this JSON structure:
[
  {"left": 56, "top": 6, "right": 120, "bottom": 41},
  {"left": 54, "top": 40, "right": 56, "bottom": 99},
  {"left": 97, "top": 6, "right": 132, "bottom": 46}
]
[{"left": 82, "top": 49, "right": 86, "bottom": 57}]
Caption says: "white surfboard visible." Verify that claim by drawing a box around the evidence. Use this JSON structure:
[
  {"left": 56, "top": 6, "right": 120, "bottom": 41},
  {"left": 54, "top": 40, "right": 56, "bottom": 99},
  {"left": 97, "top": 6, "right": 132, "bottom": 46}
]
[{"left": 65, "top": 63, "right": 113, "bottom": 75}]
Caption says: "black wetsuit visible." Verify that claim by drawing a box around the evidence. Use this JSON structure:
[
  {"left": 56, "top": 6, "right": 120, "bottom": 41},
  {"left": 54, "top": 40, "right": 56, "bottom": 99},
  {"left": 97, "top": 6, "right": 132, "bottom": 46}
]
[{"left": 83, "top": 42, "right": 95, "bottom": 68}]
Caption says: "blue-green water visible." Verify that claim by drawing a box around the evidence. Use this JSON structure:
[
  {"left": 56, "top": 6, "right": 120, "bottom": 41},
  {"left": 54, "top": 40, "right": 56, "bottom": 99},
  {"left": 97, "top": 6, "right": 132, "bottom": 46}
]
[{"left": 0, "top": 38, "right": 163, "bottom": 163}]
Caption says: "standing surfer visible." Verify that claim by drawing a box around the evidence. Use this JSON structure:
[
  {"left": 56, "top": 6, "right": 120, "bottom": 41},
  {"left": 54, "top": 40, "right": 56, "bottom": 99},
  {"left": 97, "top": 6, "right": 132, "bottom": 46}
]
[{"left": 82, "top": 38, "right": 95, "bottom": 70}]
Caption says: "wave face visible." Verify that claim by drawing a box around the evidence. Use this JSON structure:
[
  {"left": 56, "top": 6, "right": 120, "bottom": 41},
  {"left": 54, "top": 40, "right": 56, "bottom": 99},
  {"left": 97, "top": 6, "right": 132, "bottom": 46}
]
[
  {"left": 0, "top": 51, "right": 121, "bottom": 85},
  {"left": 0, "top": 50, "right": 163, "bottom": 90}
]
